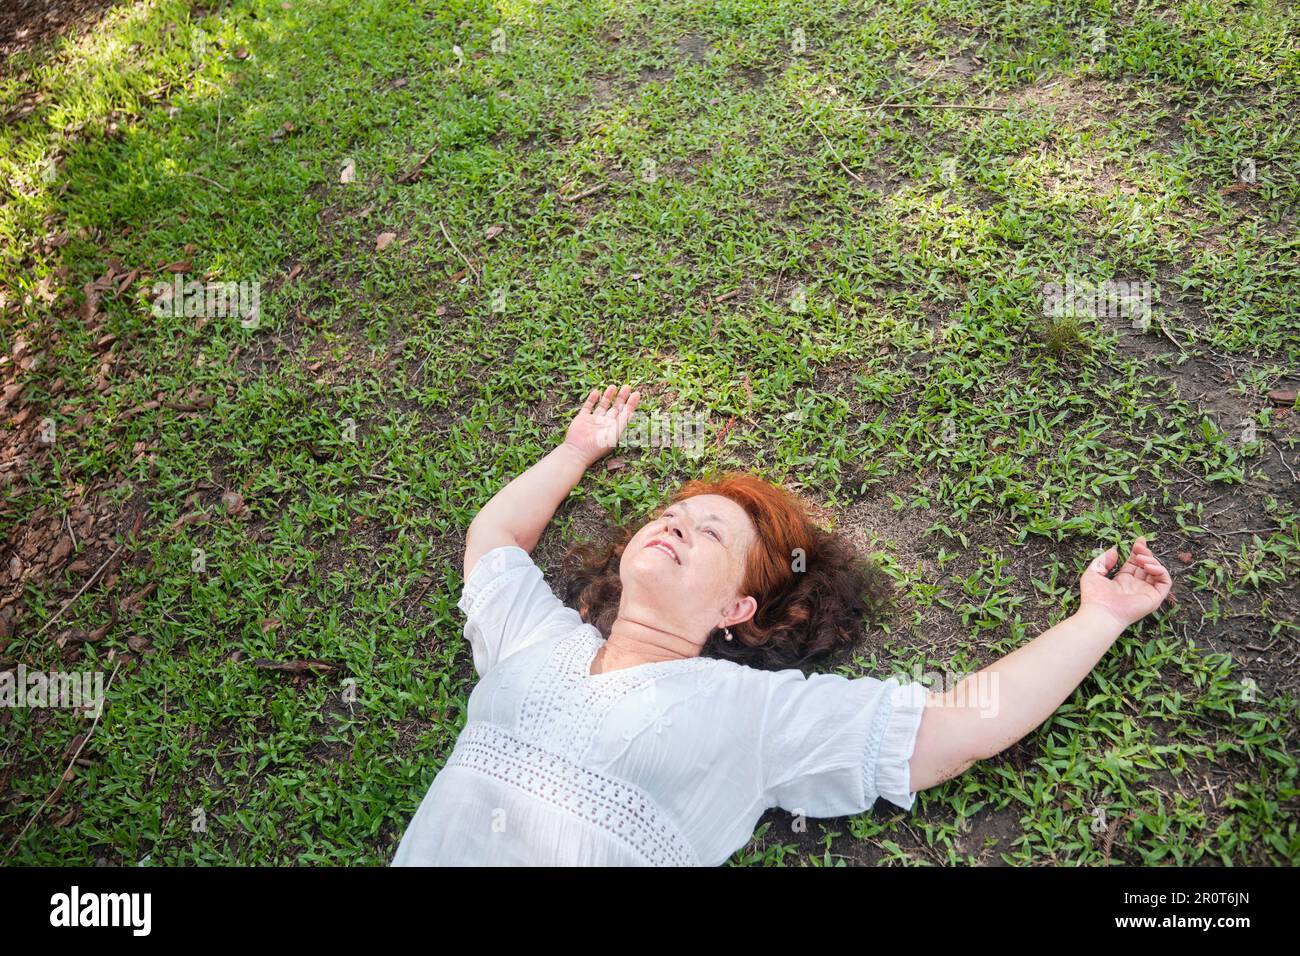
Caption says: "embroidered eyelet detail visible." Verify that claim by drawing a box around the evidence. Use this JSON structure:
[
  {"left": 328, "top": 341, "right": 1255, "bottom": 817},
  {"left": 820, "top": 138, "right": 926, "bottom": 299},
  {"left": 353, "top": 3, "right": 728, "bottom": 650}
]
[
  {"left": 516, "top": 630, "right": 717, "bottom": 761},
  {"left": 447, "top": 721, "right": 701, "bottom": 866}
]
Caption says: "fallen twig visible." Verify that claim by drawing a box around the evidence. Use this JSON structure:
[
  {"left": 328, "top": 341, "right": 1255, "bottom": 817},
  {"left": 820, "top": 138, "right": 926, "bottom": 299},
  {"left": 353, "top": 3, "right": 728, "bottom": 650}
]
[
  {"left": 438, "top": 220, "right": 480, "bottom": 284},
  {"left": 25, "top": 545, "right": 126, "bottom": 650},
  {"left": 806, "top": 113, "right": 864, "bottom": 184},
  {"left": 4, "top": 660, "right": 121, "bottom": 860},
  {"left": 559, "top": 183, "right": 608, "bottom": 202},
  {"left": 180, "top": 171, "right": 231, "bottom": 191},
  {"left": 396, "top": 146, "right": 437, "bottom": 184},
  {"left": 836, "top": 102, "right": 1009, "bottom": 113},
  {"left": 1149, "top": 317, "right": 1185, "bottom": 351},
  {"left": 250, "top": 659, "right": 342, "bottom": 675}
]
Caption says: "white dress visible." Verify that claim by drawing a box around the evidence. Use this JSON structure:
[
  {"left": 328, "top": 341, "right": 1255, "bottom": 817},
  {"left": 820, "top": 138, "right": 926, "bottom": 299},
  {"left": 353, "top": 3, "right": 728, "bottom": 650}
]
[{"left": 391, "top": 545, "right": 929, "bottom": 866}]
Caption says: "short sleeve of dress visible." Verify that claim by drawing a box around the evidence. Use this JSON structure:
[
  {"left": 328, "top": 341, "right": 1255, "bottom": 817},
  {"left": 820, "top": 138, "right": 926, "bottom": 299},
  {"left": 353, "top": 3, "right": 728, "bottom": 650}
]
[
  {"left": 457, "top": 545, "right": 586, "bottom": 678},
  {"left": 758, "top": 668, "right": 930, "bottom": 817}
]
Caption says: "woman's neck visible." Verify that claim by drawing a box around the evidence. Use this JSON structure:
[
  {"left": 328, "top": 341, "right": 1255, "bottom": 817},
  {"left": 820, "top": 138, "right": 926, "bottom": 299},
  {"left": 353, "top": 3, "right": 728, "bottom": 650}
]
[{"left": 597, "top": 613, "right": 701, "bottom": 672}]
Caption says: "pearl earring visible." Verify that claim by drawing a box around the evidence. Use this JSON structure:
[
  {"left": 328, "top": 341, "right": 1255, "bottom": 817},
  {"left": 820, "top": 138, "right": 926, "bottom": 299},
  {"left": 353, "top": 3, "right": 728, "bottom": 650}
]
[{"left": 724, "top": 627, "right": 733, "bottom": 641}]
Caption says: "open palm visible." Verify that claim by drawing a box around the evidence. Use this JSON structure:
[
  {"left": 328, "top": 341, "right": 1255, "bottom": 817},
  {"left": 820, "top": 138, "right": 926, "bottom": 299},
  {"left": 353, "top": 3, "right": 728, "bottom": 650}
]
[
  {"left": 563, "top": 384, "right": 641, "bottom": 467},
  {"left": 1079, "top": 537, "right": 1173, "bottom": 629}
]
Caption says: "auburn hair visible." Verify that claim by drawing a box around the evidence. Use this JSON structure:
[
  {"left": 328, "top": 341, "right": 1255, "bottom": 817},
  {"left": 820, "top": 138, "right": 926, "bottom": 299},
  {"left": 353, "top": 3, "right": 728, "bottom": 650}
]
[{"left": 558, "top": 470, "right": 896, "bottom": 671}]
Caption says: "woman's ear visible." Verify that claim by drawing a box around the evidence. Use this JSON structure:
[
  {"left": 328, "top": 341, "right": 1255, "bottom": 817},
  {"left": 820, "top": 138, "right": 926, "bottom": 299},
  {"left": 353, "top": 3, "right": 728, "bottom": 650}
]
[{"left": 721, "top": 595, "right": 758, "bottom": 629}]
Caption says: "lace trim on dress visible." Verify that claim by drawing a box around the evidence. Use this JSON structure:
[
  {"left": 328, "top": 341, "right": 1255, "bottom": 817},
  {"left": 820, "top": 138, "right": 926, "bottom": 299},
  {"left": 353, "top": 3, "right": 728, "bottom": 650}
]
[
  {"left": 861, "top": 679, "right": 928, "bottom": 811},
  {"left": 446, "top": 720, "right": 702, "bottom": 866}
]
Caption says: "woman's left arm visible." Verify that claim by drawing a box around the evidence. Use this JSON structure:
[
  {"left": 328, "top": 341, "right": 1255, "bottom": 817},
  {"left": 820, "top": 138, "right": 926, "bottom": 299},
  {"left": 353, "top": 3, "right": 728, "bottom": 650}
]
[
  {"left": 464, "top": 384, "right": 640, "bottom": 580},
  {"left": 907, "top": 538, "right": 1173, "bottom": 792}
]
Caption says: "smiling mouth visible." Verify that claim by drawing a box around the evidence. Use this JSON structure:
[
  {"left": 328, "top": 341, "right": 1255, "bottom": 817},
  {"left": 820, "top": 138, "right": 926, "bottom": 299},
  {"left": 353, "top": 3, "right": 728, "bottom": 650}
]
[{"left": 646, "top": 540, "right": 680, "bottom": 564}]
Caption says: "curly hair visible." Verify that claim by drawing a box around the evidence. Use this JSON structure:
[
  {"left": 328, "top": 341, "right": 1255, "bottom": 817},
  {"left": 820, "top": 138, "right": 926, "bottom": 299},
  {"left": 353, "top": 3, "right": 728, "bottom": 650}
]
[{"left": 558, "top": 470, "right": 896, "bottom": 672}]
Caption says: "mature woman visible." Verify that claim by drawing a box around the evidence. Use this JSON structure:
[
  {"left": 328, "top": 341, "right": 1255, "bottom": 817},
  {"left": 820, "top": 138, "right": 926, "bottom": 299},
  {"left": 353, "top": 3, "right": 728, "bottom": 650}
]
[{"left": 392, "top": 385, "right": 1172, "bottom": 866}]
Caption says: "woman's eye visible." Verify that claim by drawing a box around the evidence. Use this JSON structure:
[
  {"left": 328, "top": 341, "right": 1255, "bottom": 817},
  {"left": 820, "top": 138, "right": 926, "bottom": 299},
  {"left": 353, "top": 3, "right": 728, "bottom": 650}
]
[{"left": 663, "top": 512, "right": 717, "bottom": 541}]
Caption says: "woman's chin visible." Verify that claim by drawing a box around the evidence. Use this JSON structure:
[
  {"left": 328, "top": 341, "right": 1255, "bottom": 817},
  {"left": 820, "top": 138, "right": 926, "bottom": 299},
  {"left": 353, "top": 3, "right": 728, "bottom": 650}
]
[{"left": 626, "top": 552, "right": 679, "bottom": 581}]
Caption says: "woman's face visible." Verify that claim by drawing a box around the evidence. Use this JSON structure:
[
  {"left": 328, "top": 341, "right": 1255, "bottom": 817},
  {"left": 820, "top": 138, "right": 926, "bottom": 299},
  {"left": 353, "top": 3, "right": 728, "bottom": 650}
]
[{"left": 618, "top": 493, "right": 759, "bottom": 642}]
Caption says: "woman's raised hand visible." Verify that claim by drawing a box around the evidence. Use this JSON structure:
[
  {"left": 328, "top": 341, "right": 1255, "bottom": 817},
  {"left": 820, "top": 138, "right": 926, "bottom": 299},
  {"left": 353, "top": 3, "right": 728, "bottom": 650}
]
[
  {"left": 562, "top": 384, "right": 641, "bottom": 468},
  {"left": 1078, "top": 537, "right": 1173, "bottom": 629}
]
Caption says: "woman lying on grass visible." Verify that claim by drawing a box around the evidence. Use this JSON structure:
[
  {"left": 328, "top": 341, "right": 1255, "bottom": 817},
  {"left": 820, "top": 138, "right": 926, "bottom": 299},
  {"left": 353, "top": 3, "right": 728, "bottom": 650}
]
[{"left": 392, "top": 384, "right": 1173, "bottom": 866}]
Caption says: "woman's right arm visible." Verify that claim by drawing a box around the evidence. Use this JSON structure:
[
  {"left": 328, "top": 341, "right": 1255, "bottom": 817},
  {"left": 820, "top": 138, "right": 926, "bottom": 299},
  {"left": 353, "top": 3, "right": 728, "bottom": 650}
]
[
  {"left": 907, "top": 538, "right": 1173, "bottom": 792},
  {"left": 463, "top": 443, "right": 590, "bottom": 579},
  {"left": 464, "top": 384, "right": 640, "bottom": 580}
]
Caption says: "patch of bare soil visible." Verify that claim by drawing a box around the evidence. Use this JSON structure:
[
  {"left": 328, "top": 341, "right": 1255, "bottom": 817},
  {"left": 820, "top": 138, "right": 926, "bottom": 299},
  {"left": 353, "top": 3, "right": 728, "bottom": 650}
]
[
  {"left": 903, "top": 51, "right": 985, "bottom": 84},
  {"left": 675, "top": 32, "right": 713, "bottom": 65},
  {"left": 999, "top": 77, "right": 1118, "bottom": 125},
  {"left": 0, "top": 0, "right": 117, "bottom": 63}
]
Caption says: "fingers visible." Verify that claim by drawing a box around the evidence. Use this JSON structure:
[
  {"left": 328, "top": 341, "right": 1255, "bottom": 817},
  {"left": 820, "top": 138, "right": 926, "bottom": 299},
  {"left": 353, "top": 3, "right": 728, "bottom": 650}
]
[
  {"left": 595, "top": 384, "right": 618, "bottom": 412},
  {"left": 1116, "top": 536, "right": 1158, "bottom": 577},
  {"left": 1116, "top": 538, "right": 1171, "bottom": 589},
  {"left": 1089, "top": 546, "right": 1118, "bottom": 575},
  {"left": 591, "top": 384, "right": 637, "bottom": 417},
  {"left": 1119, "top": 537, "right": 1173, "bottom": 604},
  {"left": 1115, "top": 540, "right": 1143, "bottom": 578},
  {"left": 617, "top": 389, "right": 641, "bottom": 427},
  {"left": 1147, "top": 558, "right": 1171, "bottom": 585},
  {"left": 1135, "top": 552, "right": 1171, "bottom": 589}
]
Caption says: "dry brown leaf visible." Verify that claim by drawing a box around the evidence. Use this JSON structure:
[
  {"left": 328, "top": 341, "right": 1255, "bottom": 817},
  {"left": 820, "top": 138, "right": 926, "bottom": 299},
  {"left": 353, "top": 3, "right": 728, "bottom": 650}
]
[
  {"left": 54, "top": 808, "right": 80, "bottom": 827},
  {"left": 395, "top": 146, "right": 436, "bottom": 184},
  {"left": 120, "top": 583, "right": 157, "bottom": 613},
  {"left": 48, "top": 536, "right": 72, "bottom": 566}
]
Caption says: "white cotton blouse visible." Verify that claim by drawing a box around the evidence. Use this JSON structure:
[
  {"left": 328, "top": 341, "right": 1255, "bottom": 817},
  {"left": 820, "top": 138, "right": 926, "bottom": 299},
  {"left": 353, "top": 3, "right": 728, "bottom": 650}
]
[{"left": 391, "top": 544, "right": 929, "bottom": 867}]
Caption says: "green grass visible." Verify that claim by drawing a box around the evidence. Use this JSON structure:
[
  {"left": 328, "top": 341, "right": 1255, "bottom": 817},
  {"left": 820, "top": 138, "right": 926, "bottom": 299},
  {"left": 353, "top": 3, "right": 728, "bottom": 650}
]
[{"left": 0, "top": 0, "right": 1296, "bottom": 865}]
